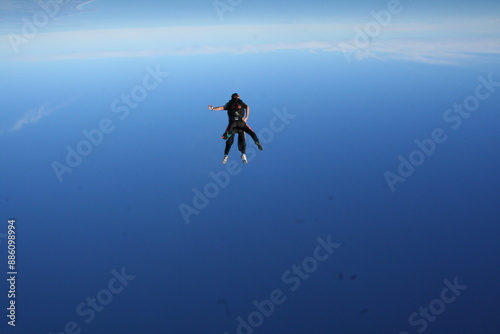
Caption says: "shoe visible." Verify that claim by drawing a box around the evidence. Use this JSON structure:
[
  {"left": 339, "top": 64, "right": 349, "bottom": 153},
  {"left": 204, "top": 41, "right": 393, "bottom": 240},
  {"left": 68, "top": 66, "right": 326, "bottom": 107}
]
[
  {"left": 256, "top": 142, "right": 263, "bottom": 151},
  {"left": 222, "top": 155, "right": 228, "bottom": 164},
  {"left": 241, "top": 154, "right": 248, "bottom": 164}
]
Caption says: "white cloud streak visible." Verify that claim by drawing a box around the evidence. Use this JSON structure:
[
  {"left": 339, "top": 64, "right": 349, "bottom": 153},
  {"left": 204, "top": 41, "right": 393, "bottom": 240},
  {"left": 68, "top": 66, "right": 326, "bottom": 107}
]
[
  {"left": 1, "top": 100, "right": 73, "bottom": 134},
  {"left": 0, "top": 21, "right": 499, "bottom": 64}
]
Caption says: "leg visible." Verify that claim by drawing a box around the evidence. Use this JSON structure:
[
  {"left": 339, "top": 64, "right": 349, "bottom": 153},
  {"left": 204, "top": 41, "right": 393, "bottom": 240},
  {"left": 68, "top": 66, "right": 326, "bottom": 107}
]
[
  {"left": 237, "top": 131, "right": 248, "bottom": 163},
  {"left": 222, "top": 121, "right": 237, "bottom": 139},
  {"left": 227, "top": 122, "right": 237, "bottom": 136},
  {"left": 241, "top": 123, "right": 263, "bottom": 150},
  {"left": 241, "top": 123, "right": 259, "bottom": 142},
  {"left": 222, "top": 123, "right": 229, "bottom": 139},
  {"left": 224, "top": 133, "right": 235, "bottom": 155},
  {"left": 237, "top": 131, "right": 246, "bottom": 154}
]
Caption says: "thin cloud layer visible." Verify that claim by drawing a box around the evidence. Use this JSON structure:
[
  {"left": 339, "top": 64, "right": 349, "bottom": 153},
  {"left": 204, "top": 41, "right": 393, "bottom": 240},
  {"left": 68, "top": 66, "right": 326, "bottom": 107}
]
[{"left": 0, "top": 20, "right": 499, "bottom": 65}]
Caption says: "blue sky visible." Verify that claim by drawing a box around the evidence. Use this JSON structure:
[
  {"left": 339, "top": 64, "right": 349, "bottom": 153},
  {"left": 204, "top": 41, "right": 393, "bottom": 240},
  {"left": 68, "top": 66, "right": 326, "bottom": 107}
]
[
  {"left": 1, "top": 0, "right": 499, "bottom": 63},
  {"left": 1, "top": 1, "right": 500, "bottom": 334}
]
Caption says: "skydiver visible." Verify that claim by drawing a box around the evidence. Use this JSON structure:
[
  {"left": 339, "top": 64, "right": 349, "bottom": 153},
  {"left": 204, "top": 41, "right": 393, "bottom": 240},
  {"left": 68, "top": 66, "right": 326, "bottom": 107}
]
[{"left": 208, "top": 93, "right": 263, "bottom": 164}]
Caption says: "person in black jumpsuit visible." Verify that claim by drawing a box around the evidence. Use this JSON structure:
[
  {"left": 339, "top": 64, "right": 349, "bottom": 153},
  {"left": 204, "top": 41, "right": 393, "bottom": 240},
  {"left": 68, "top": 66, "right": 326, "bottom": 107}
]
[{"left": 208, "top": 93, "right": 263, "bottom": 163}]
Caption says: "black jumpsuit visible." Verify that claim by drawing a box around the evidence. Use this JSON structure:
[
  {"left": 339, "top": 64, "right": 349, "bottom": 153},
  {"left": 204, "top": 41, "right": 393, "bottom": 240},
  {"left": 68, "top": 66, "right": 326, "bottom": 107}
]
[{"left": 223, "top": 99, "right": 260, "bottom": 144}]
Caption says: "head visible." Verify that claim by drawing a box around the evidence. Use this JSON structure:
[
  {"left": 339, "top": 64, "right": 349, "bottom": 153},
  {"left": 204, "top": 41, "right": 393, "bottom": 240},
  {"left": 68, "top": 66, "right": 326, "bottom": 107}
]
[{"left": 231, "top": 93, "right": 240, "bottom": 100}]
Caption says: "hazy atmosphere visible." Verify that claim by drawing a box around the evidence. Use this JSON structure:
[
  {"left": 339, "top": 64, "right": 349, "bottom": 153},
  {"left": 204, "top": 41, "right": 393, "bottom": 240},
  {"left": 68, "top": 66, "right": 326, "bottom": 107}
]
[{"left": 1, "top": 0, "right": 499, "bottom": 333}]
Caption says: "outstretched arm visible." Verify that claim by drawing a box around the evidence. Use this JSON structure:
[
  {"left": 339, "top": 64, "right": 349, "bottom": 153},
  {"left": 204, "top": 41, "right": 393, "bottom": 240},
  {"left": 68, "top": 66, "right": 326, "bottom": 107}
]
[{"left": 208, "top": 105, "right": 225, "bottom": 111}]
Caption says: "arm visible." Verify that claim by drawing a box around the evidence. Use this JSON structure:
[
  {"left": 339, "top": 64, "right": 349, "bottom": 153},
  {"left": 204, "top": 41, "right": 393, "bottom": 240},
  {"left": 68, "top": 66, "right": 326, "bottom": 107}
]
[
  {"left": 243, "top": 105, "right": 250, "bottom": 122},
  {"left": 208, "top": 105, "right": 225, "bottom": 111}
]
